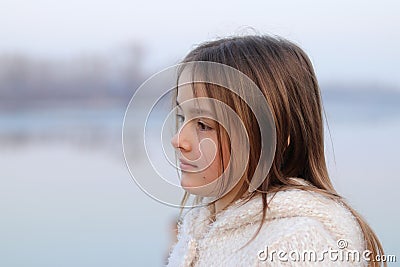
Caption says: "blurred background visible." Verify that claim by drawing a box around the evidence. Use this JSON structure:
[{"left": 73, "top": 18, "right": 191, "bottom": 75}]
[{"left": 0, "top": 0, "right": 399, "bottom": 266}]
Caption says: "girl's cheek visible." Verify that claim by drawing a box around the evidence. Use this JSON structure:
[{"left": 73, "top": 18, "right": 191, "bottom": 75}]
[{"left": 199, "top": 139, "right": 219, "bottom": 167}]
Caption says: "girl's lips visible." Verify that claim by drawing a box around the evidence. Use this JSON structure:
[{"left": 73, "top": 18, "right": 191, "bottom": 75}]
[{"left": 179, "top": 159, "right": 197, "bottom": 171}]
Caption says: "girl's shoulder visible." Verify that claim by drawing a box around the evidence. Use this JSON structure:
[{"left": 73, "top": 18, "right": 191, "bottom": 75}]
[
  {"left": 257, "top": 187, "right": 367, "bottom": 265},
  {"left": 214, "top": 180, "right": 364, "bottom": 247},
  {"left": 265, "top": 187, "right": 365, "bottom": 245}
]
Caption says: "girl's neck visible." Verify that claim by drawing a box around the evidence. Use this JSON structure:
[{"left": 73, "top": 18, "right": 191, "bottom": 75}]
[{"left": 212, "top": 178, "right": 248, "bottom": 217}]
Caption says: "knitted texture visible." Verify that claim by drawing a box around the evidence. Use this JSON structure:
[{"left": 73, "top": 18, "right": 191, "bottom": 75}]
[{"left": 167, "top": 179, "right": 367, "bottom": 267}]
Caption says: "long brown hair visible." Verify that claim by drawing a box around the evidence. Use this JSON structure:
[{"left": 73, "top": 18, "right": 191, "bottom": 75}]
[{"left": 174, "top": 35, "right": 385, "bottom": 266}]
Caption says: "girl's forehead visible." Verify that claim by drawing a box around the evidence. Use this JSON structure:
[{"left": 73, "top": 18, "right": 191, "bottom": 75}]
[
  {"left": 177, "top": 66, "right": 208, "bottom": 98},
  {"left": 176, "top": 84, "right": 215, "bottom": 117},
  {"left": 177, "top": 83, "right": 207, "bottom": 102},
  {"left": 176, "top": 83, "right": 194, "bottom": 101}
]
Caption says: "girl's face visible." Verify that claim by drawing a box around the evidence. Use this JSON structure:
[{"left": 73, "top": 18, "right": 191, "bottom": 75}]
[{"left": 170, "top": 84, "right": 229, "bottom": 196}]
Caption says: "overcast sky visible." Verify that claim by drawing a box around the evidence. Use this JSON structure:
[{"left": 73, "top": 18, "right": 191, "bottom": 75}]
[{"left": 1, "top": 0, "right": 399, "bottom": 88}]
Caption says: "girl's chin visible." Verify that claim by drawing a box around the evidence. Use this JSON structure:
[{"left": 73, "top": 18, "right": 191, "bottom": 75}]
[
  {"left": 180, "top": 175, "right": 201, "bottom": 190},
  {"left": 180, "top": 176, "right": 223, "bottom": 197}
]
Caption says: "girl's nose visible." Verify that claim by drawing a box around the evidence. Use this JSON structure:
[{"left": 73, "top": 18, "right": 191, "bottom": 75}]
[{"left": 170, "top": 124, "right": 191, "bottom": 151}]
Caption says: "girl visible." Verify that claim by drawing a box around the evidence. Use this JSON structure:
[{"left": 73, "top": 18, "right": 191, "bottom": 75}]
[{"left": 166, "top": 35, "right": 384, "bottom": 266}]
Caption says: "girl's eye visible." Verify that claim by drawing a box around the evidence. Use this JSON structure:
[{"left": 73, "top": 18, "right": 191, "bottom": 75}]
[
  {"left": 197, "top": 120, "right": 213, "bottom": 131},
  {"left": 176, "top": 114, "right": 185, "bottom": 124}
]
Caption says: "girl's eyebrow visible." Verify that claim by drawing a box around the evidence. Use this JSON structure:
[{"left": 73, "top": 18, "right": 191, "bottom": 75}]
[{"left": 176, "top": 100, "right": 214, "bottom": 116}]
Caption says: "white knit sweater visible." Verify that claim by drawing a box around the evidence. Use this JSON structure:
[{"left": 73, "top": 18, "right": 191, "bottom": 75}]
[{"left": 166, "top": 178, "right": 367, "bottom": 266}]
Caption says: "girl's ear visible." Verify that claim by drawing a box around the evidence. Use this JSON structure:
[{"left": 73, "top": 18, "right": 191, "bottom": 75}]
[{"left": 287, "top": 136, "right": 290, "bottom": 146}]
